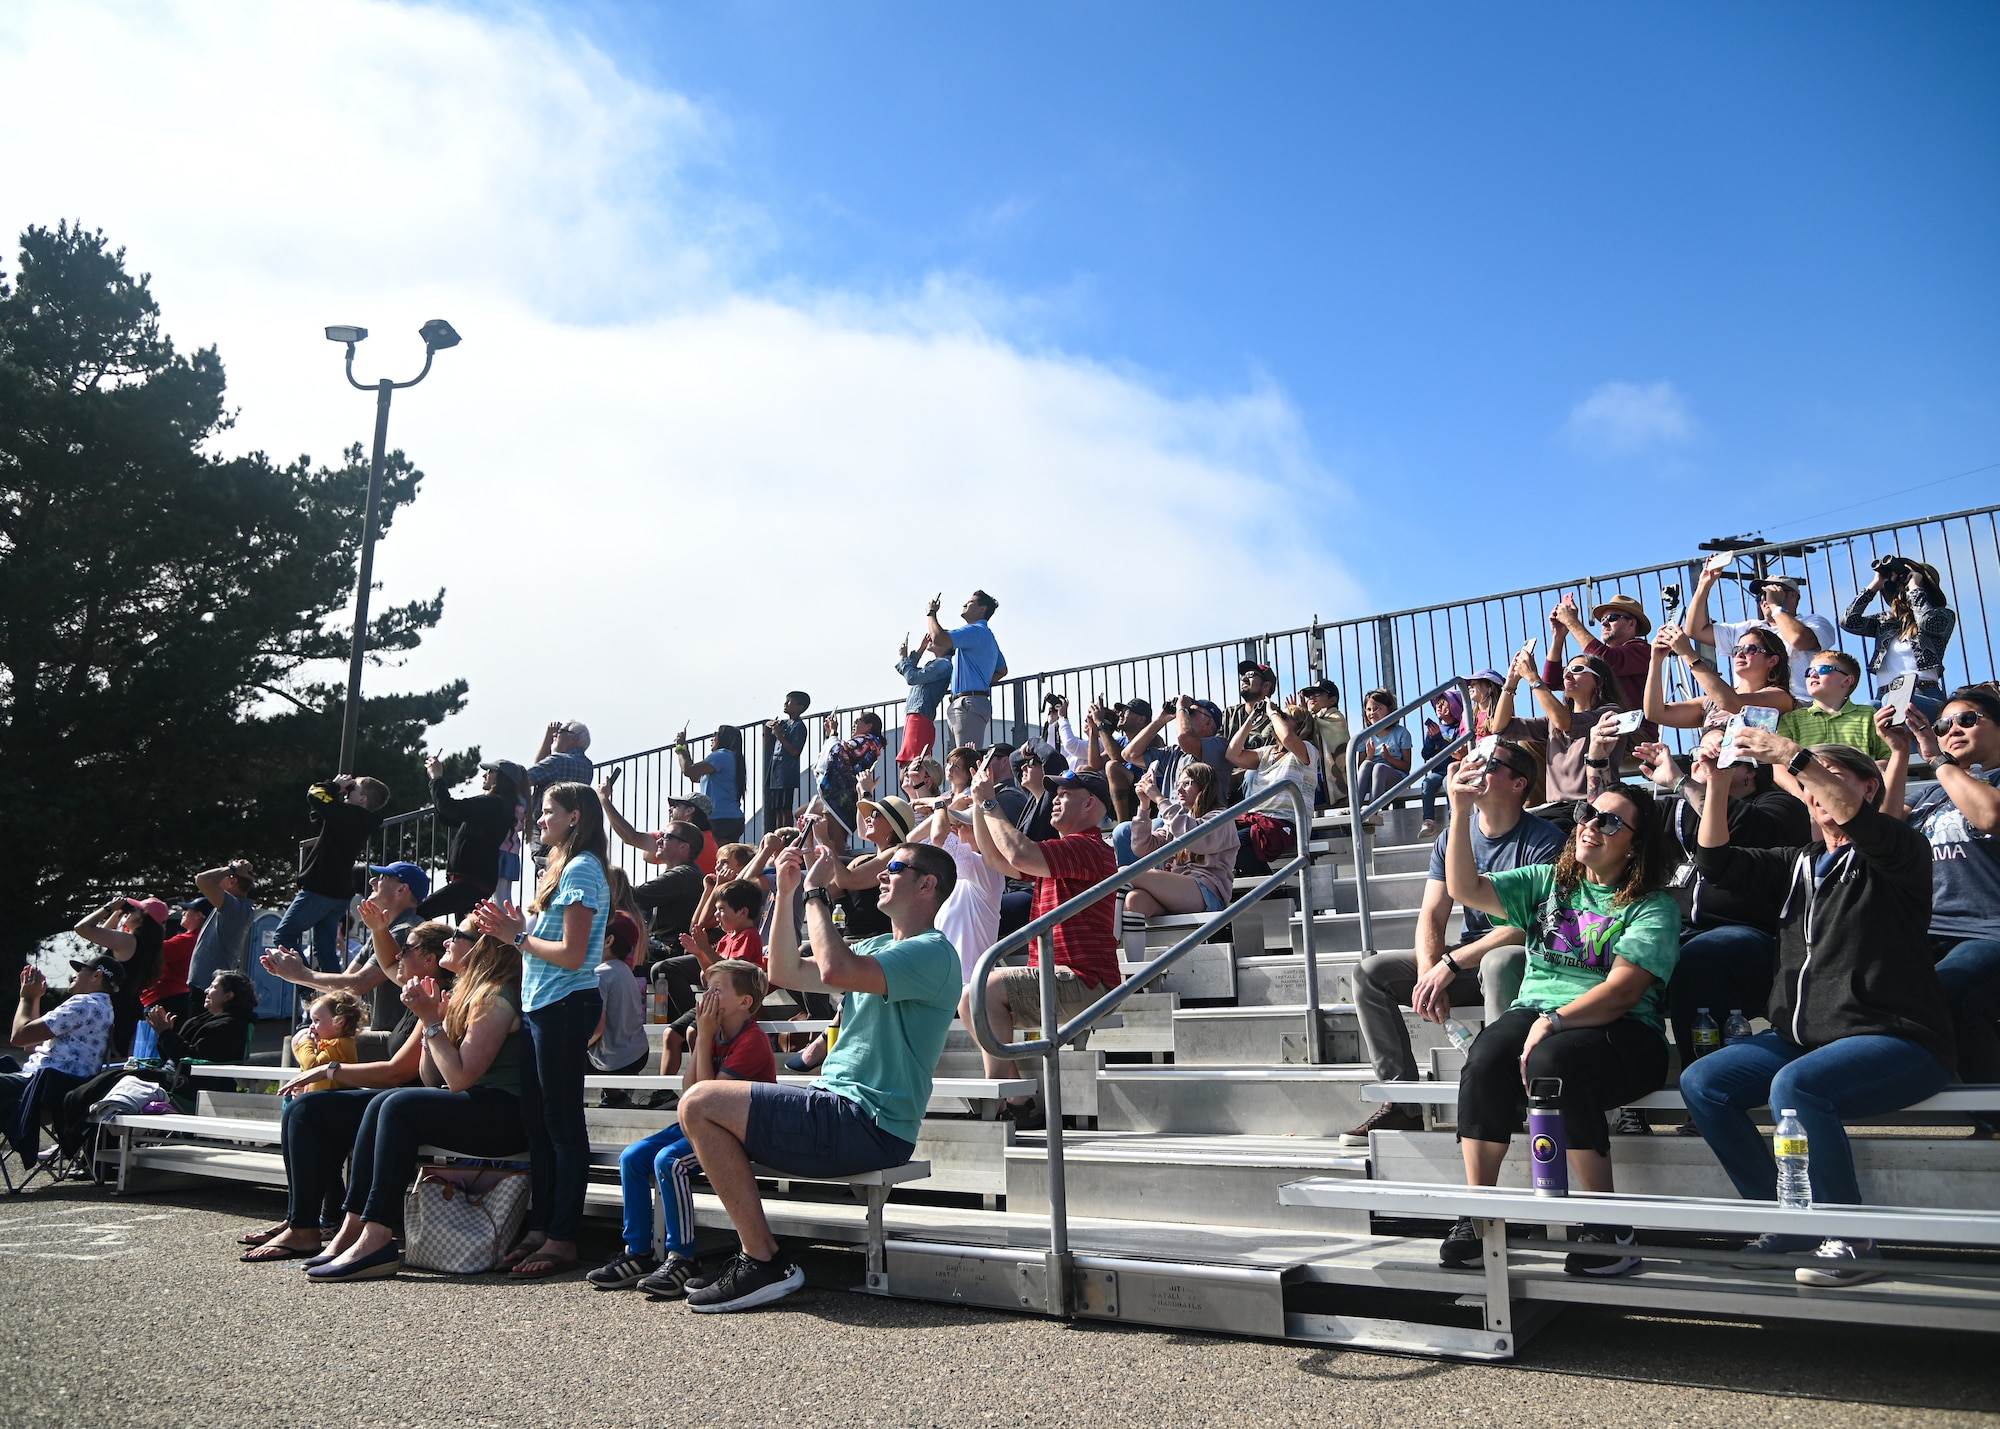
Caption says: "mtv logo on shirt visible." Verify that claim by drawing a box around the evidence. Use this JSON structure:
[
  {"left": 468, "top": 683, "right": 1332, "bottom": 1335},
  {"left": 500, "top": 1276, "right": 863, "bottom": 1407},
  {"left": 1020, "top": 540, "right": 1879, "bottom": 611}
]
[{"left": 1534, "top": 902, "right": 1618, "bottom": 971}]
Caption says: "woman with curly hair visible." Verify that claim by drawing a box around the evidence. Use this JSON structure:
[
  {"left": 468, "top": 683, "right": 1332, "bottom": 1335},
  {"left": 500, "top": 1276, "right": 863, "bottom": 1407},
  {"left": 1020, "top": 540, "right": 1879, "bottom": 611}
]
[{"left": 1437, "top": 767, "right": 1682, "bottom": 1279}]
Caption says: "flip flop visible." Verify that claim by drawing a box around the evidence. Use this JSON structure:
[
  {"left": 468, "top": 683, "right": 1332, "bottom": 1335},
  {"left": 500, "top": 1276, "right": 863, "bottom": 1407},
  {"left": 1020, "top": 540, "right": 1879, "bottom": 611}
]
[
  {"left": 497, "top": 1238, "right": 547, "bottom": 1270},
  {"left": 238, "top": 1228, "right": 281, "bottom": 1246},
  {"left": 241, "top": 1243, "right": 321, "bottom": 1263},
  {"left": 508, "top": 1250, "right": 578, "bottom": 1279}
]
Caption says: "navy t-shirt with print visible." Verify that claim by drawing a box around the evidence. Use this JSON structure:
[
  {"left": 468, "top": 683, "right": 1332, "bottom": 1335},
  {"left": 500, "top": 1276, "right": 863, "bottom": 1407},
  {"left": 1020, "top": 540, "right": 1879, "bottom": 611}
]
[{"left": 1908, "top": 767, "right": 2000, "bottom": 940}]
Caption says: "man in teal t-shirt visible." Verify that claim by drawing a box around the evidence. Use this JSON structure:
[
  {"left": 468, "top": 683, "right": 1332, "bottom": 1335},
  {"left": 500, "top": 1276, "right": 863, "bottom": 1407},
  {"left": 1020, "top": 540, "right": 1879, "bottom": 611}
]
[{"left": 675, "top": 837, "right": 963, "bottom": 1314}]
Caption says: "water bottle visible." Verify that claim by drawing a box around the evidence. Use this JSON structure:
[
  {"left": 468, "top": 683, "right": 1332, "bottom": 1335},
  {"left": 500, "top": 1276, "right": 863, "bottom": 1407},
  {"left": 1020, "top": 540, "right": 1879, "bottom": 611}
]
[
  {"left": 1527, "top": 1077, "right": 1567, "bottom": 1197},
  {"left": 1774, "top": 1108, "right": 1811, "bottom": 1209},
  {"left": 1724, "top": 1009, "right": 1753, "bottom": 1046},
  {"left": 1692, "top": 1008, "right": 1721, "bottom": 1058},
  {"left": 1443, "top": 1018, "right": 1475, "bottom": 1054}
]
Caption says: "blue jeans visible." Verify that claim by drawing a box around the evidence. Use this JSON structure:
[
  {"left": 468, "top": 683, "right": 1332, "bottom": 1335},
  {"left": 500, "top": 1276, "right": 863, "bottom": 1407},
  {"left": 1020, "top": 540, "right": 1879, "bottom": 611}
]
[
  {"left": 519, "top": 987, "right": 602, "bottom": 1242},
  {"left": 273, "top": 889, "right": 349, "bottom": 973},
  {"left": 1680, "top": 1030, "right": 1950, "bottom": 1205},
  {"left": 1667, "top": 923, "right": 1778, "bottom": 1067},
  {"left": 1420, "top": 768, "right": 1446, "bottom": 823},
  {"left": 1112, "top": 821, "right": 1136, "bottom": 867},
  {"left": 1933, "top": 936, "right": 2000, "bottom": 1085},
  {"left": 620, "top": 1123, "right": 698, "bottom": 1257},
  {"left": 344, "top": 1085, "right": 525, "bottom": 1228}
]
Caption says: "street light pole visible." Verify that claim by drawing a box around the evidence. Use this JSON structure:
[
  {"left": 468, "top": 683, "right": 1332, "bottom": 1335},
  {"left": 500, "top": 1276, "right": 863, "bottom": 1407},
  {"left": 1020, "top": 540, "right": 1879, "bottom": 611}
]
[{"left": 326, "top": 320, "right": 462, "bottom": 776}]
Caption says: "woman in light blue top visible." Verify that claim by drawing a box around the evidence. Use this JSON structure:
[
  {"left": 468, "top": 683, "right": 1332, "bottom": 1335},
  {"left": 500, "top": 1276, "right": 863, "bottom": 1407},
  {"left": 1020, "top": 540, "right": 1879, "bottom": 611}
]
[
  {"left": 678, "top": 724, "right": 748, "bottom": 843},
  {"left": 476, "top": 780, "right": 608, "bottom": 1277}
]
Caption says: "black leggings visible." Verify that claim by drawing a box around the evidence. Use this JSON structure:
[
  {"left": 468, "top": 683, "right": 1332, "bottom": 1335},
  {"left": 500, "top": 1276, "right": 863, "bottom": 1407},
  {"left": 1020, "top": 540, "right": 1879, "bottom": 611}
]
[
  {"left": 282, "top": 1088, "right": 380, "bottom": 1230},
  {"left": 417, "top": 877, "right": 494, "bottom": 922},
  {"left": 343, "top": 1085, "right": 525, "bottom": 1228},
  {"left": 1456, "top": 1006, "right": 1669, "bottom": 1156}
]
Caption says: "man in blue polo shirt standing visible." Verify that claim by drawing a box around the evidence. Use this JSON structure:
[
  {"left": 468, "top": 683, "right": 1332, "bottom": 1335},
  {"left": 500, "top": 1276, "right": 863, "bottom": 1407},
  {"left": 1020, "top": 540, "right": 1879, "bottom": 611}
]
[{"left": 926, "top": 590, "right": 1007, "bottom": 752}]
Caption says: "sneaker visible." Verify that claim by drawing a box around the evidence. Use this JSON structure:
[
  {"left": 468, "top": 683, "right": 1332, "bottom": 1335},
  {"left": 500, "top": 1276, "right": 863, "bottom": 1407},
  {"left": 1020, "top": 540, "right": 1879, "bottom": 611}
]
[
  {"left": 1418, "top": 820, "right": 1438, "bottom": 839},
  {"left": 1339, "top": 1103, "right": 1425, "bottom": 1149},
  {"left": 1439, "top": 1217, "right": 1483, "bottom": 1269},
  {"left": 686, "top": 1251, "right": 806, "bottom": 1313},
  {"left": 1564, "top": 1224, "right": 1641, "bottom": 1277},
  {"left": 1003, "top": 1100, "right": 1047, "bottom": 1133},
  {"left": 585, "top": 1250, "right": 660, "bottom": 1290},
  {"left": 1730, "top": 1231, "right": 1817, "bottom": 1268},
  {"left": 1611, "top": 1108, "right": 1652, "bottom": 1136},
  {"left": 1796, "top": 1238, "right": 1885, "bottom": 1287},
  {"left": 637, "top": 1253, "right": 700, "bottom": 1299}
]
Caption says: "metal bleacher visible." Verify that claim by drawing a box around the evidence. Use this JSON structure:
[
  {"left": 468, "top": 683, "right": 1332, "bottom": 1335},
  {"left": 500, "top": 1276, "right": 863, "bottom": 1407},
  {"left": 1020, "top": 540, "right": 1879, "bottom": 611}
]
[{"left": 83, "top": 506, "right": 2000, "bottom": 1357}]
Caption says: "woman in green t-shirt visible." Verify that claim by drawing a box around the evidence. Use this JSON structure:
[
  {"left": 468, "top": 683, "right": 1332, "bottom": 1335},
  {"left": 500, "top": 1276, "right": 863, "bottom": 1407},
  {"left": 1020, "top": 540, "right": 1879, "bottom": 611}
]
[{"left": 1439, "top": 764, "right": 1682, "bottom": 1277}]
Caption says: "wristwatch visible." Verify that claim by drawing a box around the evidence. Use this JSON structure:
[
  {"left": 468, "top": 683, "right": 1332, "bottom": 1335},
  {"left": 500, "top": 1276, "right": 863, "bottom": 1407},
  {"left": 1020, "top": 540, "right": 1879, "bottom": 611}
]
[
  {"left": 1583, "top": 757, "right": 1610, "bottom": 768},
  {"left": 803, "top": 887, "right": 832, "bottom": 907},
  {"left": 1786, "top": 747, "right": 1814, "bottom": 776},
  {"left": 1934, "top": 750, "right": 1960, "bottom": 769},
  {"left": 1543, "top": 1010, "right": 1564, "bottom": 1035},
  {"left": 422, "top": 1022, "right": 447, "bottom": 1041},
  {"left": 513, "top": 929, "right": 528, "bottom": 948},
  {"left": 1439, "top": 950, "right": 1461, "bottom": 976},
  {"left": 980, "top": 798, "right": 1000, "bottom": 812}
]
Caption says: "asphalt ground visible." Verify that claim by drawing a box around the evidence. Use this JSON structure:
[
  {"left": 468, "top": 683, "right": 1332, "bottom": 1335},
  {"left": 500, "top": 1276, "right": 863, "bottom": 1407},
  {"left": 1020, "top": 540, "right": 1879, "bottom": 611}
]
[{"left": 2, "top": 1179, "right": 1997, "bottom": 1429}]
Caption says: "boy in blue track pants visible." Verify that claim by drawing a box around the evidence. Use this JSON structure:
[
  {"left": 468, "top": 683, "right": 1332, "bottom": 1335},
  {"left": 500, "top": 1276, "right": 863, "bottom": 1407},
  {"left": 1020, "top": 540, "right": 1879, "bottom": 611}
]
[{"left": 587, "top": 958, "right": 777, "bottom": 1296}]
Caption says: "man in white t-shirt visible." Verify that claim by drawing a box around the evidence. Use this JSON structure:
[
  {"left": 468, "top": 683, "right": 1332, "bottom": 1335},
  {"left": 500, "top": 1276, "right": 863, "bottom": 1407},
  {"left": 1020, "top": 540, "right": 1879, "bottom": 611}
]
[
  {"left": 920, "top": 801, "right": 1004, "bottom": 977},
  {"left": 1686, "top": 564, "right": 1838, "bottom": 702}
]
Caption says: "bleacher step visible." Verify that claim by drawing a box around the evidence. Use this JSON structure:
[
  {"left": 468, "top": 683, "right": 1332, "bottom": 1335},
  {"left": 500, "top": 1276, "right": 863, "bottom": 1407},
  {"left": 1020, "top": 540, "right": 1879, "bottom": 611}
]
[
  {"left": 1292, "top": 906, "right": 1462, "bottom": 955},
  {"left": 1173, "top": 1003, "right": 1463, "bottom": 1067},
  {"left": 1004, "top": 1133, "right": 1370, "bottom": 1232},
  {"left": 1094, "top": 1064, "right": 1379, "bottom": 1135},
  {"left": 1235, "top": 953, "right": 1363, "bottom": 1009}
]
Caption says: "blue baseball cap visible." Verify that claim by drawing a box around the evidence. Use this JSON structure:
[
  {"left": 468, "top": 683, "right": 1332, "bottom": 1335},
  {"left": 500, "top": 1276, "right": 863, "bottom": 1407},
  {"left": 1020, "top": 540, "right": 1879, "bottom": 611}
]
[{"left": 368, "top": 861, "right": 431, "bottom": 900}]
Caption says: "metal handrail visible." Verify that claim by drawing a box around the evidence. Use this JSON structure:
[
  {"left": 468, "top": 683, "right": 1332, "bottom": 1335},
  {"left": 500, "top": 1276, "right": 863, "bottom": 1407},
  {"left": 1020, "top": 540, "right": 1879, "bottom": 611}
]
[
  {"left": 1346, "top": 677, "right": 1473, "bottom": 958},
  {"left": 965, "top": 776, "right": 1318, "bottom": 1315}
]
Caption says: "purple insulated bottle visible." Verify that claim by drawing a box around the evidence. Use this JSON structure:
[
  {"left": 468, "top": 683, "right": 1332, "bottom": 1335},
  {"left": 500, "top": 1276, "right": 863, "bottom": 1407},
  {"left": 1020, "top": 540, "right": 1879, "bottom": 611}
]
[{"left": 1527, "top": 1077, "right": 1567, "bottom": 1197}]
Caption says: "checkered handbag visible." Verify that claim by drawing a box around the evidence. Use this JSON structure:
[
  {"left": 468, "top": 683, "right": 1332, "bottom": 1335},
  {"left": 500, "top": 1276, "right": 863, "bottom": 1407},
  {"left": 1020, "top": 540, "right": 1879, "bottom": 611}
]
[{"left": 402, "top": 1169, "right": 531, "bottom": 1274}]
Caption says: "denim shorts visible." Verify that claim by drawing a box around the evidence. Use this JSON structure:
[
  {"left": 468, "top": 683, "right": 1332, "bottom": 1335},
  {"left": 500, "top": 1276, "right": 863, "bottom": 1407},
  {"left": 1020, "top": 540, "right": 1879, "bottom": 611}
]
[
  {"left": 1201, "top": 882, "right": 1227, "bottom": 913},
  {"left": 741, "top": 1082, "right": 916, "bottom": 1179}
]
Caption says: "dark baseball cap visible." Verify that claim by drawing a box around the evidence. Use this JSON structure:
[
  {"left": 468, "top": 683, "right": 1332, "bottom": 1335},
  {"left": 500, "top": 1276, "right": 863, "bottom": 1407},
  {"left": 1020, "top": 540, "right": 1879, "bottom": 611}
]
[
  {"left": 181, "top": 896, "right": 215, "bottom": 914},
  {"left": 368, "top": 861, "right": 432, "bottom": 900},
  {"left": 70, "top": 954, "right": 123, "bottom": 989},
  {"left": 1052, "top": 769, "right": 1112, "bottom": 810},
  {"left": 1185, "top": 698, "right": 1225, "bottom": 726},
  {"left": 1238, "top": 660, "right": 1278, "bottom": 681}
]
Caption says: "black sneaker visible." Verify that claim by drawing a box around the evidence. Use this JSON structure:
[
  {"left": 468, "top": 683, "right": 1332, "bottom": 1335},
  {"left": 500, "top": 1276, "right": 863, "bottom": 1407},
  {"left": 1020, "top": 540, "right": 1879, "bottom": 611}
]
[
  {"left": 1439, "top": 1217, "right": 1484, "bottom": 1269},
  {"left": 686, "top": 1251, "right": 806, "bottom": 1313},
  {"left": 1004, "top": 1100, "right": 1047, "bottom": 1133},
  {"left": 1564, "top": 1224, "right": 1641, "bottom": 1276},
  {"left": 1795, "top": 1237, "right": 1886, "bottom": 1287},
  {"left": 1730, "top": 1231, "right": 1817, "bottom": 1268},
  {"left": 585, "top": 1250, "right": 660, "bottom": 1290},
  {"left": 637, "top": 1253, "right": 700, "bottom": 1299},
  {"left": 1611, "top": 1108, "right": 1652, "bottom": 1136},
  {"left": 1340, "top": 1103, "right": 1425, "bottom": 1149}
]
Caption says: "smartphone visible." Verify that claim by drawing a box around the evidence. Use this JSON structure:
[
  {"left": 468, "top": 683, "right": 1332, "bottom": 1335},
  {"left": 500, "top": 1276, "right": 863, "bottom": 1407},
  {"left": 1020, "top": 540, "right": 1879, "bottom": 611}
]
[
  {"left": 1716, "top": 715, "right": 1747, "bottom": 769},
  {"left": 1613, "top": 709, "right": 1645, "bottom": 736},
  {"left": 1717, "top": 706, "right": 1780, "bottom": 768},
  {"left": 1881, "top": 672, "right": 1917, "bottom": 727},
  {"left": 605, "top": 766, "right": 622, "bottom": 788}
]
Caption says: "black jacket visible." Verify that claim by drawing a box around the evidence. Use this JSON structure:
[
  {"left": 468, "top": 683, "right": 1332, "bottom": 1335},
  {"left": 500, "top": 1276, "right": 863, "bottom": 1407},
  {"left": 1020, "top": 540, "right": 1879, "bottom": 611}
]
[
  {"left": 1664, "top": 784, "right": 1812, "bottom": 934},
  {"left": 156, "top": 1010, "right": 253, "bottom": 1064},
  {"left": 431, "top": 776, "right": 515, "bottom": 886},
  {"left": 1694, "top": 803, "right": 1956, "bottom": 1074},
  {"left": 298, "top": 785, "right": 384, "bottom": 898}
]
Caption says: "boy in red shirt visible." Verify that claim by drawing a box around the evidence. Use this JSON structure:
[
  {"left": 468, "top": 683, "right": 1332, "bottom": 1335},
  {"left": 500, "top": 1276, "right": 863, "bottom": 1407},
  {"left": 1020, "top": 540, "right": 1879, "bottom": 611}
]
[{"left": 588, "top": 958, "right": 777, "bottom": 1298}]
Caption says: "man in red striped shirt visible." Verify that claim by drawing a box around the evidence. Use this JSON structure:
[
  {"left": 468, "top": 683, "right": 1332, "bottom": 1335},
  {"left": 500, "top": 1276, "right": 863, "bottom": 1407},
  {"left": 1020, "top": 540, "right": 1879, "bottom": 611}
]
[{"left": 963, "top": 759, "right": 1121, "bottom": 1129}]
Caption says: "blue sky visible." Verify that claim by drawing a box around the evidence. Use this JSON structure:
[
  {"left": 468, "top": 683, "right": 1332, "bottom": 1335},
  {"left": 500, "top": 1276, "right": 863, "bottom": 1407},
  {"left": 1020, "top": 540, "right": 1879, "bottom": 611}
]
[
  {"left": 2, "top": 1, "right": 1994, "bottom": 759},
  {"left": 556, "top": 1, "right": 2000, "bottom": 595}
]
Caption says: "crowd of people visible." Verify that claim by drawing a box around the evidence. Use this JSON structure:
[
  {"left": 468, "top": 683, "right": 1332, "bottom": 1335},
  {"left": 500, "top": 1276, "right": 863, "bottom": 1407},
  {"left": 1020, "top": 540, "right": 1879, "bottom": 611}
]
[{"left": 4, "top": 555, "right": 1995, "bottom": 1308}]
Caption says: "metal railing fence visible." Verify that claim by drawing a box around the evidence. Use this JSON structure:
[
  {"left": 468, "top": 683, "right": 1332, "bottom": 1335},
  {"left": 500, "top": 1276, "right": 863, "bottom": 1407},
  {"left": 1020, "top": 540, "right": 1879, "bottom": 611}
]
[
  {"left": 361, "top": 501, "right": 2000, "bottom": 885},
  {"left": 964, "top": 776, "right": 1319, "bottom": 1315}
]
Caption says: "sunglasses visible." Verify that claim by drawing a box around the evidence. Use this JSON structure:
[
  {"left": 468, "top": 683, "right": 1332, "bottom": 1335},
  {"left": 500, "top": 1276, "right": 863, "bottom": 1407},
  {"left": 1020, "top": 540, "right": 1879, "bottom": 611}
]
[
  {"left": 450, "top": 928, "right": 476, "bottom": 941},
  {"left": 1482, "top": 751, "right": 1532, "bottom": 782},
  {"left": 1935, "top": 711, "right": 1988, "bottom": 735},
  {"left": 1563, "top": 662, "right": 1595, "bottom": 676},
  {"left": 1731, "top": 645, "right": 1775, "bottom": 660},
  {"left": 1573, "top": 801, "right": 1630, "bottom": 837},
  {"left": 883, "top": 859, "right": 928, "bottom": 878},
  {"left": 1804, "top": 663, "right": 1847, "bottom": 678}
]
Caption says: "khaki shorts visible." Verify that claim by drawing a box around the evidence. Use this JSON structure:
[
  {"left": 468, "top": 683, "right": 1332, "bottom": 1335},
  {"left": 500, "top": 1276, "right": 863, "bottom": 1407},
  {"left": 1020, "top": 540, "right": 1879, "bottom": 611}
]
[{"left": 993, "top": 965, "right": 1108, "bottom": 1033}]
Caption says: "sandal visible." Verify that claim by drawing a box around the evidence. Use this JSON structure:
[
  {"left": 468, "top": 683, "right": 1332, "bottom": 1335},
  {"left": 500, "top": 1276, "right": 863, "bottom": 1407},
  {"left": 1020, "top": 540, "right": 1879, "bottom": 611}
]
[
  {"left": 241, "top": 1242, "right": 321, "bottom": 1263},
  {"left": 497, "top": 1237, "right": 547, "bottom": 1271},
  {"left": 508, "top": 1249, "right": 578, "bottom": 1279},
  {"left": 238, "top": 1226, "right": 286, "bottom": 1247}
]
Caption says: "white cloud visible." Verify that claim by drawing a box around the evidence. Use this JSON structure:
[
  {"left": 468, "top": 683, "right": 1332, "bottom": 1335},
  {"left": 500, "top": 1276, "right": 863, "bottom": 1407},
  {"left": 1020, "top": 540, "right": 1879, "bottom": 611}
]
[
  {"left": 0, "top": 0, "right": 1358, "bottom": 765},
  {"left": 1561, "top": 380, "right": 1699, "bottom": 457}
]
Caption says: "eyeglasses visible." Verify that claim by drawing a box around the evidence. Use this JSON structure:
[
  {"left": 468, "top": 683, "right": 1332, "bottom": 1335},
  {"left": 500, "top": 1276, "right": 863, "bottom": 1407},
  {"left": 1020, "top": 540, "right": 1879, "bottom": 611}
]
[
  {"left": 1934, "top": 711, "right": 1988, "bottom": 735},
  {"left": 1731, "top": 645, "right": 1775, "bottom": 660},
  {"left": 1804, "top": 663, "right": 1846, "bottom": 678},
  {"left": 1573, "top": 801, "right": 1630, "bottom": 837}
]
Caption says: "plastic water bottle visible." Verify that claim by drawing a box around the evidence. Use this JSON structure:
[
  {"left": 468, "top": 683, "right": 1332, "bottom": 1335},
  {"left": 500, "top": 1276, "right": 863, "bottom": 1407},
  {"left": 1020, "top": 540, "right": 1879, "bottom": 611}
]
[
  {"left": 1443, "top": 1018, "right": 1475, "bottom": 1054},
  {"left": 1692, "top": 1008, "right": 1721, "bottom": 1058},
  {"left": 1724, "top": 1009, "right": 1753, "bottom": 1045},
  {"left": 1774, "top": 1108, "right": 1812, "bottom": 1209}
]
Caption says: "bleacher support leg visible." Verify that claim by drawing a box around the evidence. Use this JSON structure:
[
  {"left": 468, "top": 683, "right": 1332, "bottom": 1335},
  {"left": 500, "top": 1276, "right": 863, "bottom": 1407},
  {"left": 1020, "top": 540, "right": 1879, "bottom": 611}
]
[
  {"left": 1475, "top": 1216, "right": 1512, "bottom": 1344},
  {"left": 1039, "top": 932, "right": 1075, "bottom": 1316}
]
